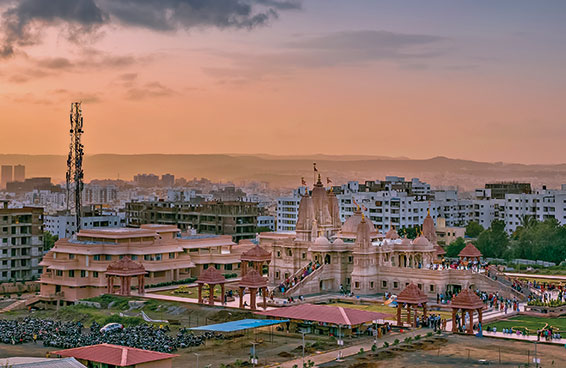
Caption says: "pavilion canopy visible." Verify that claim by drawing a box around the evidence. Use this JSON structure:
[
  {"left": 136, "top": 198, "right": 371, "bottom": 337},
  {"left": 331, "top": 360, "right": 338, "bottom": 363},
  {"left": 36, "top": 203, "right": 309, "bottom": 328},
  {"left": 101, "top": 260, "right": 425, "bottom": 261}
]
[
  {"left": 189, "top": 319, "right": 289, "bottom": 332},
  {"left": 256, "top": 303, "right": 389, "bottom": 326}
]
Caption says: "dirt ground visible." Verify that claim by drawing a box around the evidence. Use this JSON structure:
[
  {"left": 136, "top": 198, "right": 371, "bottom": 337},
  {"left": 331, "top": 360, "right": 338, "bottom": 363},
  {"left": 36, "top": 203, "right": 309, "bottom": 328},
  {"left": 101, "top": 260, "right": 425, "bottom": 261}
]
[{"left": 321, "top": 334, "right": 566, "bottom": 368}]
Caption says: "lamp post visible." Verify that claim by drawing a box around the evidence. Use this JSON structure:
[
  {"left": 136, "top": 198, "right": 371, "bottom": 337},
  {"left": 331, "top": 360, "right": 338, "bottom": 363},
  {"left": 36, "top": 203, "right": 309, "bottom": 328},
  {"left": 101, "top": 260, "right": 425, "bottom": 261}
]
[
  {"left": 373, "top": 320, "right": 378, "bottom": 345},
  {"left": 194, "top": 353, "right": 200, "bottom": 368},
  {"left": 336, "top": 325, "right": 344, "bottom": 361},
  {"left": 251, "top": 342, "right": 258, "bottom": 367},
  {"left": 301, "top": 331, "right": 306, "bottom": 367}
]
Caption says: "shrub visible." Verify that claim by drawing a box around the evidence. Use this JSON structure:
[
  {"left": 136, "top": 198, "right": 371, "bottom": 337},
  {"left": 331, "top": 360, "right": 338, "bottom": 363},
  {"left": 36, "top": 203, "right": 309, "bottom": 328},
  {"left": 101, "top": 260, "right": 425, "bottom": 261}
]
[
  {"left": 393, "top": 339, "right": 400, "bottom": 346},
  {"left": 383, "top": 341, "right": 389, "bottom": 348},
  {"left": 371, "top": 343, "right": 377, "bottom": 352},
  {"left": 415, "top": 335, "right": 421, "bottom": 341},
  {"left": 404, "top": 337, "right": 412, "bottom": 344},
  {"left": 358, "top": 348, "right": 364, "bottom": 355},
  {"left": 426, "top": 332, "right": 433, "bottom": 337}
]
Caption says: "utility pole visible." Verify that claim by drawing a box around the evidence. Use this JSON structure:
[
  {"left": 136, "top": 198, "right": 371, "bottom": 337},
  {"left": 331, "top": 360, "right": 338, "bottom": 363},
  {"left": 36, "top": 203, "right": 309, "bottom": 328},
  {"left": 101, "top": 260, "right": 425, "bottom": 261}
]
[
  {"left": 66, "top": 102, "right": 85, "bottom": 234},
  {"left": 194, "top": 352, "right": 199, "bottom": 368},
  {"left": 251, "top": 341, "right": 258, "bottom": 367}
]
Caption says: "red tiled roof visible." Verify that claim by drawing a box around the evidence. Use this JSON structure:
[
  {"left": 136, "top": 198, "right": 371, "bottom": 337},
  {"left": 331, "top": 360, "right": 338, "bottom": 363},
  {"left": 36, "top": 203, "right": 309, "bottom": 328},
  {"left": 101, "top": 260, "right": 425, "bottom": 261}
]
[
  {"left": 397, "top": 283, "right": 428, "bottom": 304},
  {"left": 450, "top": 289, "right": 485, "bottom": 310},
  {"left": 434, "top": 244, "right": 446, "bottom": 255},
  {"left": 240, "top": 244, "right": 271, "bottom": 261},
  {"left": 239, "top": 268, "right": 267, "bottom": 288},
  {"left": 51, "top": 344, "right": 178, "bottom": 367},
  {"left": 256, "top": 303, "right": 389, "bottom": 326},
  {"left": 105, "top": 257, "right": 146, "bottom": 276},
  {"left": 458, "top": 243, "right": 482, "bottom": 258},
  {"left": 196, "top": 266, "right": 227, "bottom": 284}
]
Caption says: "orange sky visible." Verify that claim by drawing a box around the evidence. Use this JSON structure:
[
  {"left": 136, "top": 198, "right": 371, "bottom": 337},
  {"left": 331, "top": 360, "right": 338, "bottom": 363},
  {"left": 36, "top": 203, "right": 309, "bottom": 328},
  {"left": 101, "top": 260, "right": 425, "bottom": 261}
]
[{"left": 1, "top": 1, "right": 566, "bottom": 164}]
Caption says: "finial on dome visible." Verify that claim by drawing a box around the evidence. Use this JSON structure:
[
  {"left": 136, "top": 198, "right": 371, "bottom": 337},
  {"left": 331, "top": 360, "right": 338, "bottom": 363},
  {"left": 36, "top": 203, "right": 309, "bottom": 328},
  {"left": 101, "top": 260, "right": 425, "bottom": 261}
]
[{"left": 317, "top": 173, "right": 322, "bottom": 184}]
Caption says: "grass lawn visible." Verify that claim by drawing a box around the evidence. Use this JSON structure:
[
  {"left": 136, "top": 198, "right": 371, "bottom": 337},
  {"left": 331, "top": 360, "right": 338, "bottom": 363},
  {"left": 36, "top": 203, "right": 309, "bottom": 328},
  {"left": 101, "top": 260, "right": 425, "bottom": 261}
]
[
  {"left": 486, "top": 315, "right": 566, "bottom": 335},
  {"left": 156, "top": 285, "right": 224, "bottom": 299},
  {"left": 327, "top": 302, "right": 453, "bottom": 320}
]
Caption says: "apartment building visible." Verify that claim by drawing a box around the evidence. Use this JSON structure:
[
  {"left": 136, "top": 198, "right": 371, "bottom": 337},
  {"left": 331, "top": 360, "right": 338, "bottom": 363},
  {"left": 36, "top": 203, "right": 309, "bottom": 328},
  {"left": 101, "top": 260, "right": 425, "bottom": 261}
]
[
  {"left": 0, "top": 201, "right": 44, "bottom": 282},
  {"left": 126, "top": 200, "right": 260, "bottom": 242}
]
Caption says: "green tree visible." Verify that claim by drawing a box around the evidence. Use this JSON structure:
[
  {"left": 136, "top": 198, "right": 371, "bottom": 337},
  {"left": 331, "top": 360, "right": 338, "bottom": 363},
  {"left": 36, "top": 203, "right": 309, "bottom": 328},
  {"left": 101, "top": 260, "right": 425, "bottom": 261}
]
[
  {"left": 398, "top": 226, "right": 420, "bottom": 239},
  {"left": 475, "top": 220, "right": 509, "bottom": 258},
  {"left": 446, "top": 237, "right": 466, "bottom": 257},
  {"left": 43, "top": 231, "right": 58, "bottom": 251},
  {"left": 465, "top": 221, "right": 484, "bottom": 238},
  {"left": 510, "top": 218, "right": 566, "bottom": 263}
]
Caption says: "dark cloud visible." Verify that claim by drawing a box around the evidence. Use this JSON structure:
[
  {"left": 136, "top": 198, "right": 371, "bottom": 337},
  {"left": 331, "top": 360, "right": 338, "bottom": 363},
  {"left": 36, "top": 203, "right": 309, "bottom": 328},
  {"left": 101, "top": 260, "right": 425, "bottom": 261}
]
[
  {"left": 203, "top": 30, "right": 450, "bottom": 83},
  {"left": 0, "top": 0, "right": 301, "bottom": 57}
]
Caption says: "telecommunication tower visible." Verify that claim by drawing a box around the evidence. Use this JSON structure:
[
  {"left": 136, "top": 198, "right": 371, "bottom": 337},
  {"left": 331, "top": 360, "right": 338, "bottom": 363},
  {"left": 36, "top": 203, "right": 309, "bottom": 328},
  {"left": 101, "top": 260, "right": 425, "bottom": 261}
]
[{"left": 66, "top": 102, "right": 85, "bottom": 233}]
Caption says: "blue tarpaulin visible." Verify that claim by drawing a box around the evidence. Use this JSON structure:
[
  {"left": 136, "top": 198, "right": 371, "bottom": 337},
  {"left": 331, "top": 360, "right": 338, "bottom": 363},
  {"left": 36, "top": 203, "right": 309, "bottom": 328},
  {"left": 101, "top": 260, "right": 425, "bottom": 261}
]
[{"left": 190, "top": 319, "right": 289, "bottom": 332}]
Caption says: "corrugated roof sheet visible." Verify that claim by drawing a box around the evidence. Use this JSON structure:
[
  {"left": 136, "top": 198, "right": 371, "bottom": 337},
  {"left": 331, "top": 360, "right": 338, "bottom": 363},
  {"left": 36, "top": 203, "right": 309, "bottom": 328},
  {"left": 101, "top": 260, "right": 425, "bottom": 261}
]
[
  {"left": 51, "top": 344, "right": 178, "bottom": 367},
  {"left": 256, "top": 304, "right": 389, "bottom": 326},
  {"left": 190, "top": 319, "right": 288, "bottom": 332}
]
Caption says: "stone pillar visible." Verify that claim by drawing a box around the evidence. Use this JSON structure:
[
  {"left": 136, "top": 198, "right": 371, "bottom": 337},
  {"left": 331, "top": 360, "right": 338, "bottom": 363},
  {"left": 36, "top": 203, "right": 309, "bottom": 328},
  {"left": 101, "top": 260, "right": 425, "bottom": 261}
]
[
  {"left": 239, "top": 287, "right": 245, "bottom": 309},
  {"left": 107, "top": 276, "right": 112, "bottom": 294},
  {"left": 250, "top": 287, "right": 257, "bottom": 310},
  {"left": 197, "top": 284, "right": 203, "bottom": 304},
  {"left": 262, "top": 287, "right": 267, "bottom": 310},
  {"left": 241, "top": 261, "right": 247, "bottom": 276},
  {"left": 221, "top": 283, "right": 225, "bottom": 305},
  {"left": 451, "top": 309, "right": 457, "bottom": 333},
  {"left": 396, "top": 304, "right": 402, "bottom": 326},
  {"left": 467, "top": 310, "right": 474, "bottom": 335},
  {"left": 124, "top": 277, "right": 130, "bottom": 296},
  {"left": 406, "top": 304, "right": 412, "bottom": 326},
  {"left": 423, "top": 303, "right": 428, "bottom": 318},
  {"left": 140, "top": 275, "right": 145, "bottom": 294},
  {"left": 478, "top": 308, "right": 483, "bottom": 325},
  {"left": 208, "top": 284, "right": 215, "bottom": 305}
]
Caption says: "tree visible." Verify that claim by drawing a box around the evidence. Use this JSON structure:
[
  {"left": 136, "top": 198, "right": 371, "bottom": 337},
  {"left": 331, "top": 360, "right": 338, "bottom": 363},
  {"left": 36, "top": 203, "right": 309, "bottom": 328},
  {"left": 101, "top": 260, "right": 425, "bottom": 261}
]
[
  {"left": 398, "top": 226, "right": 420, "bottom": 239},
  {"left": 465, "top": 221, "right": 484, "bottom": 238},
  {"left": 475, "top": 220, "right": 509, "bottom": 258},
  {"left": 446, "top": 237, "right": 466, "bottom": 257},
  {"left": 43, "top": 231, "right": 58, "bottom": 251},
  {"left": 510, "top": 218, "right": 566, "bottom": 263}
]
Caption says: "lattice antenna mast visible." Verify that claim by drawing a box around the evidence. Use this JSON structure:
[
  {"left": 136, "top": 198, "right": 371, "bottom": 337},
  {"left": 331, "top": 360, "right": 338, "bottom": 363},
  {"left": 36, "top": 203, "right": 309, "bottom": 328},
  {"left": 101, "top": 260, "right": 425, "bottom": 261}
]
[{"left": 66, "top": 102, "right": 85, "bottom": 233}]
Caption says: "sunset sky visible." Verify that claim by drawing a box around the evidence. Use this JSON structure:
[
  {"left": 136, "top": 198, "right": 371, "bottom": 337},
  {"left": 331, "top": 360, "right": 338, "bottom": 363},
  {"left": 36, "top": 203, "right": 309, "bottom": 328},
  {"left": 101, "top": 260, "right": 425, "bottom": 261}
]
[{"left": 1, "top": 0, "right": 566, "bottom": 164}]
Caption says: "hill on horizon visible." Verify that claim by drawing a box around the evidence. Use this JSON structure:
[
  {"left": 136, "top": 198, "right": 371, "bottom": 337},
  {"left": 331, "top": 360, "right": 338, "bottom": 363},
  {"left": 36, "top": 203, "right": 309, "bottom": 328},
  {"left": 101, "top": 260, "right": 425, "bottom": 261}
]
[{"left": 1, "top": 153, "right": 566, "bottom": 190}]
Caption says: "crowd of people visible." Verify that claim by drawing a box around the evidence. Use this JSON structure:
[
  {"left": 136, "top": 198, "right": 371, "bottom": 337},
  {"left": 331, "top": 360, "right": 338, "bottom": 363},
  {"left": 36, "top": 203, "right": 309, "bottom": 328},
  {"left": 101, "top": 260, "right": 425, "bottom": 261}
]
[
  {"left": 0, "top": 318, "right": 223, "bottom": 352},
  {"left": 277, "top": 261, "right": 321, "bottom": 293},
  {"left": 428, "top": 259, "right": 486, "bottom": 272}
]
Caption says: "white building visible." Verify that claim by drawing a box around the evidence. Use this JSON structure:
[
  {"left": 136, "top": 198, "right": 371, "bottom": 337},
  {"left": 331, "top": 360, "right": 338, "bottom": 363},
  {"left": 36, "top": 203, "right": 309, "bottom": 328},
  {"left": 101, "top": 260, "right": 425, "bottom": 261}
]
[
  {"left": 257, "top": 215, "right": 275, "bottom": 231},
  {"left": 45, "top": 213, "right": 123, "bottom": 239},
  {"left": 503, "top": 189, "right": 566, "bottom": 234}
]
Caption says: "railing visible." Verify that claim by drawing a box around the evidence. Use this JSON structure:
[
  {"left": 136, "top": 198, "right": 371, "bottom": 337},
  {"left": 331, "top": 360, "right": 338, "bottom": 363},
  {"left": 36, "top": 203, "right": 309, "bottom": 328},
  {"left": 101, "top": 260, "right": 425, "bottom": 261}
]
[{"left": 284, "top": 264, "right": 325, "bottom": 296}]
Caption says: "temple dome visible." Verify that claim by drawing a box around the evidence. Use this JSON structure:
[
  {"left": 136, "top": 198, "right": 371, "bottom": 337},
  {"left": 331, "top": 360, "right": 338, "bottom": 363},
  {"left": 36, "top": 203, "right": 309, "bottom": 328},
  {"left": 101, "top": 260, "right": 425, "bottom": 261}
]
[
  {"left": 385, "top": 227, "right": 400, "bottom": 240},
  {"left": 314, "top": 236, "right": 330, "bottom": 246},
  {"left": 341, "top": 210, "right": 376, "bottom": 235},
  {"left": 412, "top": 235, "right": 431, "bottom": 247},
  {"left": 333, "top": 238, "right": 344, "bottom": 246}
]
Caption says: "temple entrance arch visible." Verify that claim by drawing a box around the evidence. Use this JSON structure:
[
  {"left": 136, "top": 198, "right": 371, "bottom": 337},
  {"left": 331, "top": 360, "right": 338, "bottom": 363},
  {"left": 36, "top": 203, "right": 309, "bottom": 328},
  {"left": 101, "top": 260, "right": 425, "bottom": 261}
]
[{"left": 324, "top": 254, "right": 331, "bottom": 264}]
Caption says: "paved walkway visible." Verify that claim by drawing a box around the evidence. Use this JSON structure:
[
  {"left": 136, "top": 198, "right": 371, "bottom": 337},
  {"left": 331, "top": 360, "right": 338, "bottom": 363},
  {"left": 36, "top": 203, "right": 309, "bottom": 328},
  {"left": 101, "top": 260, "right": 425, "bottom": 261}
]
[
  {"left": 137, "top": 292, "right": 278, "bottom": 310},
  {"left": 482, "top": 330, "right": 566, "bottom": 345},
  {"left": 504, "top": 272, "right": 566, "bottom": 280},
  {"left": 271, "top": 329, "right": 428, "bottom": 368}
]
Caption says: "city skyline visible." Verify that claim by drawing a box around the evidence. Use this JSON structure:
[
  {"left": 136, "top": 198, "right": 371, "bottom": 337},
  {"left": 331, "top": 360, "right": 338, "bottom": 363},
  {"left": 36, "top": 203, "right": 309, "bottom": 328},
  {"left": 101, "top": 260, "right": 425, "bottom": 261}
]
[{"left": 0, "top": 1, "right": 566, "bottom": 163}]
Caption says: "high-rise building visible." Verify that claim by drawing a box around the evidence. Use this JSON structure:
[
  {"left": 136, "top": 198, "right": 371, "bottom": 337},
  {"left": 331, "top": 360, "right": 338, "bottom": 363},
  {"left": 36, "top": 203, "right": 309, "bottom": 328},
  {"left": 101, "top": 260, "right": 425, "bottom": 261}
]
[
  {"left": 13, "top": 164, "right": 25, "bottom": 182},
  {"left": 0, "top": 201, "right": 44, "bottom": 282},
  {"left": 161, "top": 174, "right": 175, "bottom": 187},
  {"left": 1, "top": 165, "right": 13, "bottom": 189}
]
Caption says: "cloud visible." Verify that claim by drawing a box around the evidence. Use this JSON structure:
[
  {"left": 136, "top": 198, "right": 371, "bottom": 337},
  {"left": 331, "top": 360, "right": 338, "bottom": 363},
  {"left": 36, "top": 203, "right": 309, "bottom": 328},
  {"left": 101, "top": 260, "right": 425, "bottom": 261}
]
[
  {"left": 0, "top": 0, "right": 301, "bottom": 57},
  {"left": 203, "top": 30, "right": 450, "bottom": 83},
  {"left": 125, "top": 81, "right": 176, "bottom": 100}
]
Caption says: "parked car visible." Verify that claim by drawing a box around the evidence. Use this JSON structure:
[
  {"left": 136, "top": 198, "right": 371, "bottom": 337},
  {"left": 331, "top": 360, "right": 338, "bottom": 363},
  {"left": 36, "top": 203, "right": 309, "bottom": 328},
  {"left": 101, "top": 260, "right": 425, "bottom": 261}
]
[{"left": 100, "top": 323, "right": 123, "bottom": 333}]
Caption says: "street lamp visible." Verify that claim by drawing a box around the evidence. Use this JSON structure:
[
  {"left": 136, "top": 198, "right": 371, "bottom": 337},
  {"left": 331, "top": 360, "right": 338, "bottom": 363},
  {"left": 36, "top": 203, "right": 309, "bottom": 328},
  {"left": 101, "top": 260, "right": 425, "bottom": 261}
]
[
  {"left": 251, "top": 342, "right": 258, "bottom": 367},
  {"left": 301, "top": 330, "right": 306, "bottom": 367},
  {"left": 336, "top": 325, "right": 344, "bottom": 361},
  {"left": 373, "top": 319, "right": 378, "bottom": 345},
  {"left": 194, "top": 353, "right": 200, "bottom": 368}
]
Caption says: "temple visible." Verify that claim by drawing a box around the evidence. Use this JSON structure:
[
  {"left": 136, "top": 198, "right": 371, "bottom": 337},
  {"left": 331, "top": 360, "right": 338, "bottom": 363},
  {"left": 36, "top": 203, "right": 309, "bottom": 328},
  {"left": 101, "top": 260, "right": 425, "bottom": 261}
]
[{"left": 259, "top": 175, "right": 521, "bottom": 299}]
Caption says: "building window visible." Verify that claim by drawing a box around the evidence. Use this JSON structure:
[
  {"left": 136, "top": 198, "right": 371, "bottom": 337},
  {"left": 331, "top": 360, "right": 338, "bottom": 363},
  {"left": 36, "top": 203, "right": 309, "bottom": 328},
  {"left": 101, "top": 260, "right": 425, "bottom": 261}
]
[
  {"left": 393, "top": 281, "right": 399, "bottom": 289},
  {"left": 302, "top": 253, "right": 306, "bottom": 260},
  {"left": 429, "top": 284, "right": 435, "bottom": 292},
  {"left": 93, "top": 271, "right": 99, "bottom": 278},
  {"left": 155, "top": 254, "right": 162, "bottom": 261},
  {"left": 275, "top": 271, "right": 280, "bottom": 279},
  {"left": 144, "top": 255, "right": 151, "bottom": 261},
  {"left": 417, "top": 283, "right": 423, "bottom": 290},
  {"left": 354, "top": 281, "right": 360, "bottom": 289},
  {"left": 370, "top": 282, "right": 374, "bottom": 289},
  {"left": 203, "top": 264, "right": 209, "bottom": 269},
  {"left": 348, "top": 256, "right": 353, "bottom": 263},
  {"left": 215, "top": 264, "right": 221, "bottom": 270},
  {"left": 80, "top": 270, "right": 86, "bottom": 277},
  {"left": 382, "top": 280, "right": 387, "bottom": 288},
  {"left": 93, "top": 255, "right": 100, "bottom": 261},
  {"left": 131, "top": 255, "right": 137, "bottom": 260},
  {"left": 69, "top": 270, "right": 75, "bottom": 277},
  {"left": 287, "top": 249, "right": 292, "bottom": 257},
  {"left": 276, "top": 251, "right": 281, "bottom": 258},
  {"left": 225, "top": 264, "right": 233, "bottom": 271},
  {"left": 56, "top": 270, "right": 63, "bottom": 277},
  {"left": 105, "top": 255, "right": 112, "bottom": 261},
  {"left": 169, "top": 252, "right": 175, "bottom": 259}
]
